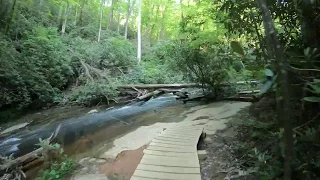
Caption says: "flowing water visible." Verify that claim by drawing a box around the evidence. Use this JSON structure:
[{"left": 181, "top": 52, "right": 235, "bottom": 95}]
[{"left": 0, "top": 94, "right": 202, "bottom": 160}]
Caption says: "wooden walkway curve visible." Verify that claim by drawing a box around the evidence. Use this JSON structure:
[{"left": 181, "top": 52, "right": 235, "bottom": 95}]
[{"left": 130, "top": 121, "right": 207, "bottom": 180}]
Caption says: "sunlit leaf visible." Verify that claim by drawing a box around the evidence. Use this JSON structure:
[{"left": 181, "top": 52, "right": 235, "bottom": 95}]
[{"left": 303, "top": 96, "right": 320, "bottom": 102}]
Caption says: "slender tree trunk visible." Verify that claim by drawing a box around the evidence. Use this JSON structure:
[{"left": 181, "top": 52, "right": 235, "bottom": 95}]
[
  {"left": 79, "top": 0, "right": 87, "bottom": 25},
  {"left": 149, "top": 4, "right": 160, "bottom": 45},
  {"left": 98, "top": 0, "right": 104, "bottom": 42},
  {"left": 117, "top": 10, "right": 121, "bottom": 32},
  {"left": 5, "top": 0, "right": 17, "bottom": 34},
  {"left": 61, "top": 3, "right": 70, "bottom": 35},
  {"left": 137, "top": 0, "right": 142, "bottom": 63},
  {"left": 159, "top": 2, "right": 168, "bottom": 40},
  {"left": 74, "top": 6, "right": 78, "bottom": 25},
  {"left": 124, "top": 0, "right": 131, "bottom": 39},
  {"left": 143, "top": 3, "right": 155, "bottom": 37},
  {"left": 108, "top": 0, "right": 116, "bottom": 29},
  {"left": 58, "top": 4, "right": 63, "bottom": 28},
  {"left": 256, "top": 1, "right": 292, "bottom": 180}
]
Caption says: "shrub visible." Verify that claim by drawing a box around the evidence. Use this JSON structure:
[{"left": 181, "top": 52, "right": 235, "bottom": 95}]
[
  {"left": 38, "top": 156, "right": 74, "bottom": 180},
  {"left": 67, "top": 80, "right": 118, "bottom": 106}
]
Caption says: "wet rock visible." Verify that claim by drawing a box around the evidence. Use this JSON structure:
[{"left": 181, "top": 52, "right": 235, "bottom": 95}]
[
  {"left": 88, "top": 158, "right": 97, "bottom": 164},
  {"left": 88, "top": 109, "right": 98, "bottom": 114},
  {"left": 1, "top": 123, "right": 29, "bottom": 134},
  {"left": 96, "top": 159, "right": 107, "bottom": 164},
  {"left": 73, "top": 174, "right": 109, "bottom": 180},
  {"left": 79, "top": 157, "right": 91, "bottom": 166}
]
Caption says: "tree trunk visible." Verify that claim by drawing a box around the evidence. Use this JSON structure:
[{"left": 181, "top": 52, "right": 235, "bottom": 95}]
[
  {"left": 137, "top": 0, "right": 142, "bottom": 63},
  {"left": 143, "top": 3, "right": 155, "bottom": 38},
  {"left": 74, "top": 6, "right": 78, "bottom": 25},
  {"left": 124, "top": 0, "right": 131, "bottom": 39},
  {"left": 149, "top": 4, "right": 160, "bottom": 45},
  {"left": 159, "top": 1, "right": 168, "bottom": 41},
  {"left": 117, "top": 10, "right": 121, "bottom": 32},
  {"left": 117, "top": 83, "right": 200, "bottom": 89},
  {"left": 108, "top": 0, "right": 117, "bottom": 29},
  {"left": 79, "top": 0, "right": 87, "bottom": 25},
  {"left": 256, "top": 1, "right": 292, "bottom": 180},
  {"left": 5, "top": 0, "right": 17, "bottom": 34},
  {"left": 61, "top": 3, "right": 70, "bottom": 35},
  {"left": 98, "top": 0, "right": 104, "bottom": 42},
  {"left": 299, "top": 0, "right": 320, "bottom": 49}
]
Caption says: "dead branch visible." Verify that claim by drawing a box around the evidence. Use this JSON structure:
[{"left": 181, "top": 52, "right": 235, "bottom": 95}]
[
  {"left": 80, "top": 60, "right": 94, "bottom": 82},
  {"left": 0, "top": 124, "right": 62, "bottom": 173}
]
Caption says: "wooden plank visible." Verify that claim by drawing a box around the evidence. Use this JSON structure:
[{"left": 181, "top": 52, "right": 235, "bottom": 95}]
[
  {"left": 162, "top": 132, "right": 202, "bottom": 138},
  {"left": 143, "top": 149, "right": 196, "bottom": 157},
  {"left": 136, "top": 164, "right": 200, "bottom": 174},
  {"left": 146, "top": 146, "right": 195, "bottom": 153},
  {"left": 133, "top": 170, "right": 201, "bottom": 180},
  {"left": 143, "top": 154, "right": 198, "bottom": 163},
  {"left": 167, "top": 127, "right": 203, "bottom": 131},
  {"left": 131, "top": 176, "right": 164, "bottom": 180},
  {"left": 161, "top": 131, "right": 200, "bottom": 137},
  {"left": 167, "top": 126, "right": 203, "bottom": 130},
  {"left": 158, "top": 134, "right": 198, "bottom": 141},
  {"left": 151, "top": 139, "right": 195, "bottom": 146},
  {"left": 155, "top": 136, "right": 194, "bottom": 143},
  {"left": 141, "top": 156, "right": 199, "bottom": 168},
  {"left": 162, "top": 130, "right": 202, "bottom": 135},
  {"left": 131, "top": 123, "right": 206, "bottom": 180},
  {"left": 149, "top": 142, "right": 195, "bottom": 149}
]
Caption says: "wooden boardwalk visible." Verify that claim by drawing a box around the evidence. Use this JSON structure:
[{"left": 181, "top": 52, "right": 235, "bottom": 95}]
[{"left": 130, "top": 121, "right": 207, "bottom": 180}]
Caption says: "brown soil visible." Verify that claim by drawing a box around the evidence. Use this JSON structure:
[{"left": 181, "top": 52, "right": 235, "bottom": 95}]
[
  {"left": 200, "top": 106, "right": 256, "bottom": 180},
  {"left": 98, "top": 145, "right": 148, "bottom": 180}
]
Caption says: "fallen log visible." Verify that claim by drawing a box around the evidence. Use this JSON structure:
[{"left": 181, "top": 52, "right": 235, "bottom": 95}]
[
  {"left": 137, "top": 90, "right": 165, "bottom": 101},
  {"left": 238, "top": 90, "right": 260, "bottom": 95},
  {"left": 223, "top": 96, "right": 256, "bottom": 102},
  {"left": 117, "top": 83, "right": 200, "bottom": 89},
  {"left": 117, "top": 81, "right": 260, "bottom": 90}
]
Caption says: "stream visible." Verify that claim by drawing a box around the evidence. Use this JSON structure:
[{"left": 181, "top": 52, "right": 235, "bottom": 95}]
[{"left": 0, "top": 94, "right": 202, "bottom": 159}]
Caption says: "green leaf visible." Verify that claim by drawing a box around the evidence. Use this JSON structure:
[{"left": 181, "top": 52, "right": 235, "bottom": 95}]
[
  {"left": 265, "top": 69, "right": 274, "bottom": 77},
  {"left": 313, "top": 79, "right": 320, "bottom": 83},
  {"left": 303, "top": 96, "right": 320, "bottom": 102},
  {"left": 307, "top": 83, "right": 320, "bottom": 94},
  {"left": 230, "top": 41, "right": 245, "bottom": 56},
  {"left": 304, "top": 47, "right": 310, "bottom": 57}
]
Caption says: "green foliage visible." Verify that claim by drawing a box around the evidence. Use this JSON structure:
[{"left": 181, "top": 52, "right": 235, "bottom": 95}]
[
  {"left": 38, "top": 156, "right": 74, "bottom": 180},
  {"left": 67, "top": 80, "right": 118, "bottom": 106},
  {"left": 0, "top": 27, "right": 73, "bottom": 109},
  {"left": 230, "top": 41, "right": 245, "bottom": 57},
  {"left": 303, "top": 78, "right": 320, "bottom": 102}
]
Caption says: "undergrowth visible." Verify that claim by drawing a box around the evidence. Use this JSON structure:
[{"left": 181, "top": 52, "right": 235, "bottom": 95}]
[
  {"left": 232, "top": 102, "right": 320, "bottom": 180},
  {"left": 37, "top": 156, "right": 75, "bottom": 180}
]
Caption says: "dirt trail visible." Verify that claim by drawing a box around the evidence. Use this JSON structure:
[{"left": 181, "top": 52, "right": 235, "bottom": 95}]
[{"left": 75, "top": 101, "right": 251, "bottom": 180}]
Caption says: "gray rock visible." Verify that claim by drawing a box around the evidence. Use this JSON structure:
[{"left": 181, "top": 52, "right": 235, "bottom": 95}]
[
  {"left": 79, "top": 157, "right": 91, "bottom": 166},
  {"left": 1, "top": 123, "right": 29, "bottom": 134},
  {"left": 88, "top": 109, "right": 98, "bottom": 114},
  {"left": 96, "top": 159, "right": 107, "bottom": 164}
]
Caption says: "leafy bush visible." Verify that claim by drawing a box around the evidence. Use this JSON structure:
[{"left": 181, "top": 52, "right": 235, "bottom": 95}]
[
  {"left": 0, "top": 33, "right": 30, "bottom": 108},
  {"left": 67, "top": 80, "right": 118, "bottom": 106},
  {"left": 0, "top": 27, "right": 73, "bottom": 109},
  {"left": 38, "top": 156, "right": 74, "bottom": 180},
  {"left": 169, "top": 42, "right": 230, "bottom": 86}
]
